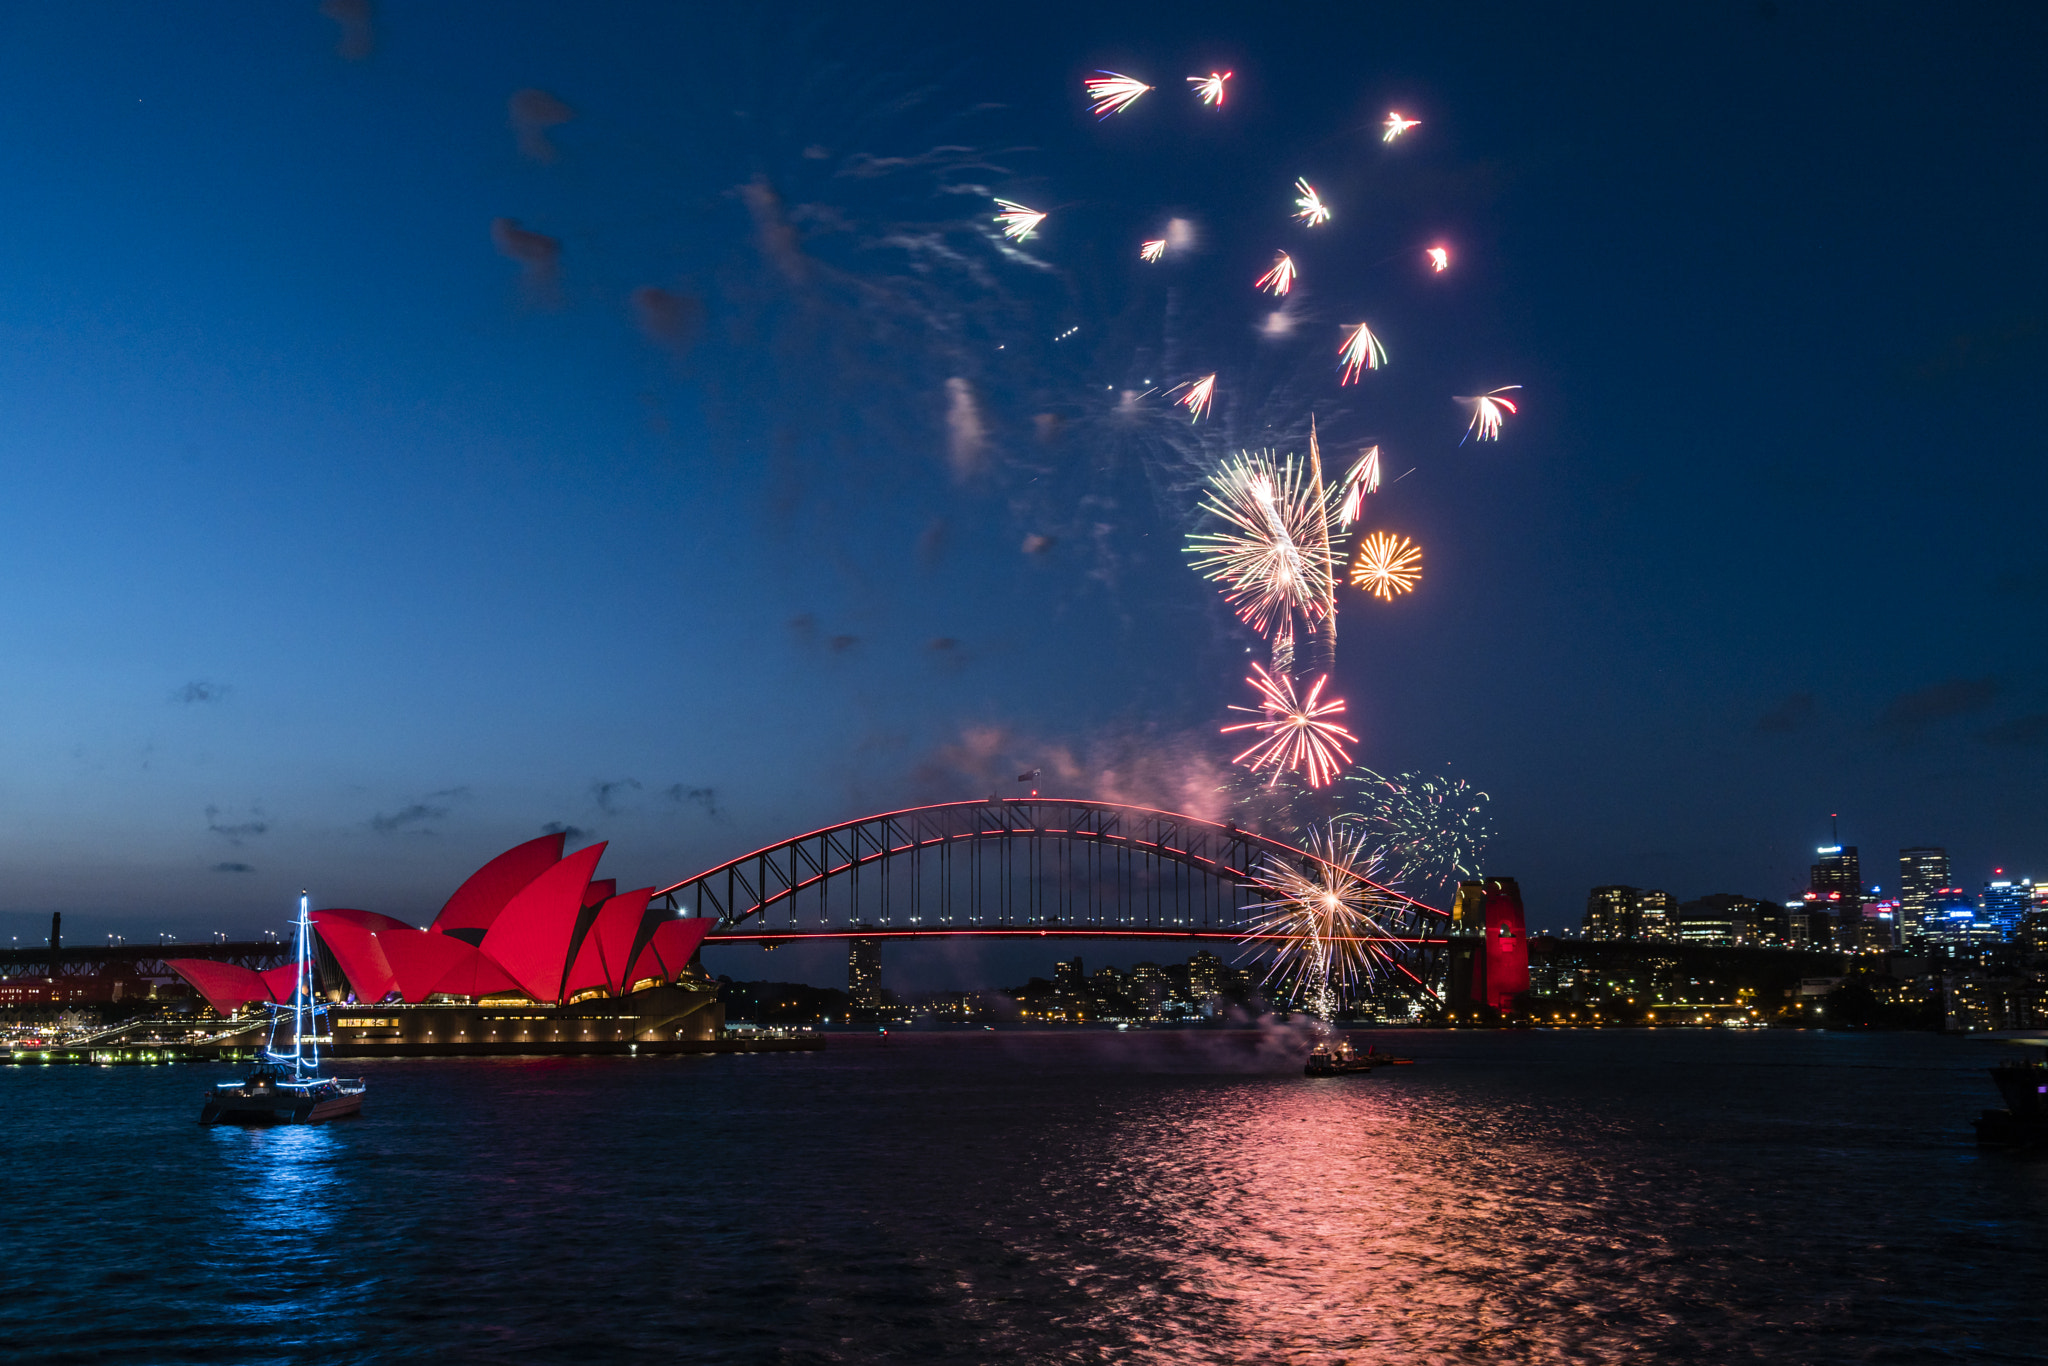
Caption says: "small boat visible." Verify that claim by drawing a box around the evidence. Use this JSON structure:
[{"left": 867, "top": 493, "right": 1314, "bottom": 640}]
[
  {"left": 1304, "top": 1038, "right": 1415, "bottom": 1077},
  {"left": 1973, "top": 1038, "right": 2048, "bottom": 1148},
  {"left": 200, "top": 893, "right": 366, "bottom": 1125},
  {"left": 1304, "top": 1037, "right": 1375, "bottom": 1076}
]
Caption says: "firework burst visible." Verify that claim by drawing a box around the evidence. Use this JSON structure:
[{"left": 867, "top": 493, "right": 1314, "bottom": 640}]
[
  {"left": 1245, "top": 820, "right": 1412, "bottom": 1019},
  {"left": 993, "top": 198, "right": 1047, "bottom": 241},
  {"left": 1188, "top": 72, "right": 1231, "bottom": 107},
  {"left": 1335, "top": 446, "right": 1381, "bottom": 530},
  {"left": 1350, "top": 531, "right": 1422, "bottom": 601},
  {"left": 1222, "top": 664, "right": 1355, "bottom": 789},
  {"left": 1139, "top": 238, "right": 1166, "bottom": 262},
  {"left": 1292, "top": 178, "right": 1331, "bottom": 227},
  {"left": 1187, "top": 450, "right": 1335, "bottom": 642},
  {"left": 1383, "top": 112, "right": 1421, "bottom": 141},
  {"left": 1174, "top": 373, "right": 1217, "bottom": 421},
  {"left": 1084, "top": 72, "right": 1153, "bottom": 119},
  {"left": 1343, "top": 767, "right": 1492, "bottom": 890},
  {"left": 1337, "top": 322, "right": 1387, "bottom": 384},
  {"left": 1455, "top": 386, "right": 1520, "bottom": 442},
  {"left": 1426, "top": 246, "right": 1450, "bottom": 272},
  {"left": 1255, "top": 252, "right": 1298, "bottom": 295}
]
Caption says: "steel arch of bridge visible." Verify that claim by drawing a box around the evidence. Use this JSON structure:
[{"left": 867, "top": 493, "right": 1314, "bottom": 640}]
[{"left": 653, "top": 799, "right": 1451, "bottom": 973}]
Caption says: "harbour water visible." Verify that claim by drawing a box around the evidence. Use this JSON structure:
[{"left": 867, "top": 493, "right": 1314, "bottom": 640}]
[{"left": 5, "top": 1028, "right": 2044, "bottom": 1364}]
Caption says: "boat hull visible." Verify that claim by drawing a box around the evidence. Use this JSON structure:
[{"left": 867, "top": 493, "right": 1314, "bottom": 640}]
[{"left": 200, "top": 1083, "right": 364, "bottom": 1125}]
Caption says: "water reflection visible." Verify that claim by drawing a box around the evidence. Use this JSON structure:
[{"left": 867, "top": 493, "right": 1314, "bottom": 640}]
[{"left": 201, "top": 1124, "right": 357, "bottom": 1337}]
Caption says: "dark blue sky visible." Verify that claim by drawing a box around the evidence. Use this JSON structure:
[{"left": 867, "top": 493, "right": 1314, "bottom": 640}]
[{"left": 2, "top": 2, "right": 2042, "bottom": 986}]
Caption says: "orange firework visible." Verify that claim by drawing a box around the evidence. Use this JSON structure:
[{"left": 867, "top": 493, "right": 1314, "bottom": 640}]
[{"left": 1350, "top": 532, "right": 1422, "bottom": 601}]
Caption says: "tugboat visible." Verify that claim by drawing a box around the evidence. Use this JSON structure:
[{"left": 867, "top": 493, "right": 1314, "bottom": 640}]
[
  {"left": 1973, "top": 1038, "right": 2048, "bottom": 1148},
  {"left": 199, "top": 893, "right": 366, "bottom": 1125}
]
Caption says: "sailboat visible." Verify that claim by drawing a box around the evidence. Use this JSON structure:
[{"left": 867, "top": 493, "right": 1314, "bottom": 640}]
[{"left": 199, "top": 892, "right": 367, "bottom": 1125}]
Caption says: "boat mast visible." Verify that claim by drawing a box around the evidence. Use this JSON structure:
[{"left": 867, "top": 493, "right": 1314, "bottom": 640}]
[{"left": 292, "top": 890, "right": 316, "bottom": 1082}]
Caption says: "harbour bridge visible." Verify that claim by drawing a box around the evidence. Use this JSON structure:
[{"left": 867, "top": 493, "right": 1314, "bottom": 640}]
[
  {"left": 649, "top": 799, "right": 1454, "bottom": 993},
  {"left": 0, "top": 799, "right": 1460, "bottom": 996}
]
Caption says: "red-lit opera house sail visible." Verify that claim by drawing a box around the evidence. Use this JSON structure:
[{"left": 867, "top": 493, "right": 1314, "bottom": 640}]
[
  {"left": 480, "top": 842, "right": 609, "bottom": 1003},
  {"left": 564, "top": 887, "right": 652, "bottom": 997},
  {"left": 306, "top": 908, "right": 412, "bottom": 1003},
  {"left": 622, "top": 917, "right": 714, "bottom": 991},
  {"left": 163, "top": 959, "right": 274, "bottom": 1017},
  {"left": 430, "top": 832, "right": 566, "bottom": 940}
]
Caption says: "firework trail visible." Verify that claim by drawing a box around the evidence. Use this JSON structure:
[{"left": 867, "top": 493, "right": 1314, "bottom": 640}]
[
  {"left": 1383, "top": 112, "right": 1421, "bottom": 141},
  {"left": 1455, "top": 386, "right": 1520, "bottom": 442},
  {"left": 1174, "top": 373, "right": 1217, "bottom": 421},
  {"left": 1188, "top": 72, "right": 1231, "bottom": 106},
  {"left": 1343, "top": 767, "right": 1492, "bottom": 890},
  {"left": 1350, "top": 531, "right": 1422, "bottom": 601},
  {"left": 993, "top": 198, "right": 1047, "bottom": 241},
  {"left": 1084, "top": 72, "right": 1153, "bottom": 119},
  {"left": 1186, "top": 449, "right": 1336, "bottom": 650},
  {"left": 1244, "top": 820, "right": 1412, "bottom": 1020},
  {"left": 1255, "top": 252, "right": 1298, "bottom": 295},
  {"left": 1334, "top": 446, "right": 1380, "bottom": 529},
  {"left": 1139, "top": 238, "right": 1166, "bottom": 262},
  {"left": 1222, "top": 664, "right": 1356, "bottom": 789},
  {"left": 1426, "top": 246, "right": 1450, "bottom": 272},
  {"left": 1292, "top": 178, "right": 1331, "bottom": 227},
  {"left": 1336, "top": 322, "right": 1387, "bottom": 384}
]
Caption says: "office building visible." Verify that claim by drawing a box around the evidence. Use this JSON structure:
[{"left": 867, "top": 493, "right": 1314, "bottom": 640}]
[
  {"left": 1638, "top": 890, "right": 1678, "bottom": 941},
  {"left": 1676, "top": 894, "right": 1769, "bottom": 946},
  {"left": 1053, "top": 956, "right": 1085, "bottom": 993},
  {"left": 848, "top": 936, "right": 882, "bottom": 1012},
  {"left": 1584, "top": 886, "right": 1638, "bottom": 940},
  {"left": 1899, "top": 847, "right": 1949, "bottom": 943},
  {"left": 1980, "top": 877, "right": 2034, "bottom": 939}
]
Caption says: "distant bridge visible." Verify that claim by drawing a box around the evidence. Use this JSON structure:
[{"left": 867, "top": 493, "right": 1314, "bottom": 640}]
[
  {"left": 653, "top": 798, "right": 1452, "bottom": 985},
  {"left": 0, "top": 940, "right": 286, "bottom": 982}
]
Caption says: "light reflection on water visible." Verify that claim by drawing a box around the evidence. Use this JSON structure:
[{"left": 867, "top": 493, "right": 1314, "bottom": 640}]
[{"left": 5, "top": 1030, "right": 2045, "bottom": 1365}]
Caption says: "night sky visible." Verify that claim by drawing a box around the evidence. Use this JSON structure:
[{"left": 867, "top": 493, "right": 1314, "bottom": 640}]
[{"left": 2, "top": 2, "right": 2042, "bottom": 988}]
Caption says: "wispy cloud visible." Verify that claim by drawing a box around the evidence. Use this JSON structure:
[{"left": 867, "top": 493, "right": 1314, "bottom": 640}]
[
  {"left": 663, "top": 784, "right": 721, "bottom": 818},
  {"left": 319, "top": 0, "right": 373, "bottom": 60},
  {"left": 206, "top": 805, "right": 268, "bottom": 845},
  {"left": 1979, "top": 713, "right": 2048, "bottom": 747},
  {"left": 592, "top": 778, "right": 642, "bottom": 815},
  {"left": 212, "top": 862, "right": 254, "bottom": 874},
  {"left": 368, "top": 787, "right": 469, "bottom": 836},
  {"left": 1875, "top": 677, "right": 1999, "bottom": 743},
  {"left": 174, "top": 680, "right": 229, "bottom": 705},
  {"left": 541, "top": 820, "right": 591, "bottom": 843},
  {"left": 508, "top": 87, "right": 574, "bottom": 163}
]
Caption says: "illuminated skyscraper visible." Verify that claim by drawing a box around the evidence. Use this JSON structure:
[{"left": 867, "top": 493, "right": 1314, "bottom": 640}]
[
  {"left": 1810, "top": 844, "right": 1861, "bottom": 900},
  {"left": 848, "top": 936, "right": 882, "bottom": 1013},
  {"left": 1188, "top": 951, "right": 1222, "bottom": 1004},
  {"left": 1980, "top": 877, "right": 2033, "bottom": 939},
  {"left": 1583, "top": 886, "right": 1638, "bottom": 940},
  {"left": 1898, "top": 847, "right": 1949, "bottom": 944},
  {"left": 1053, "top": 956, "right": 1085, "bottom": 993},
  {"left": 1637, "top": 890, "right": 1678, "bottom": 941}
]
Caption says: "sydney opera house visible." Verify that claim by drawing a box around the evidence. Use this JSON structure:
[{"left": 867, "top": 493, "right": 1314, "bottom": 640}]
[{"left": 167, "top": 834, "right": 728, "bottom": 1055}]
